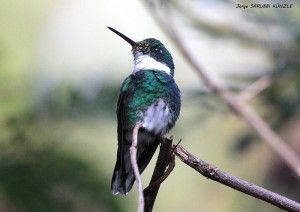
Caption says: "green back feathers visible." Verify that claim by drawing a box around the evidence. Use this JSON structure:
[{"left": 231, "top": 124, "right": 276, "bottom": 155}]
[{"left": 117, "top": 70, "right": 176, "bottom": 127}]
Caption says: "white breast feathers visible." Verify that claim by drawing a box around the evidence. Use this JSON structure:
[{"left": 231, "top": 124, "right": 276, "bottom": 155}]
[{"left": 141, "top": 99, "right": 171, "bottom": 135}]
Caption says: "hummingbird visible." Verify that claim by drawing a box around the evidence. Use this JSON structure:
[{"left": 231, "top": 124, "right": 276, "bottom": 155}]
[{"left": 108, "top": 27, "right": 181, "bottom": 195}]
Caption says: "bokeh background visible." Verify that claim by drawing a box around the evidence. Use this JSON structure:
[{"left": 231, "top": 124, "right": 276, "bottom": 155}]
[{"left": 0, "top": 0, "right": 299, "bottom": 211}]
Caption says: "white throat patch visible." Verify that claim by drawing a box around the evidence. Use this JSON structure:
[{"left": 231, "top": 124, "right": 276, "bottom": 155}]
[{"left": 133, "top": 54, "right": 171, "bottom": 75}]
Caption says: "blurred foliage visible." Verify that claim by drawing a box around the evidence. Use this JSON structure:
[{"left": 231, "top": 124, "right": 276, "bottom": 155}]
[
  {"left": 259, "top": 38, "right": 300, "bottom": 201},
  {"left": 39, "top": 83, "right": 119, "bottom": 117},
  {"left": 0, "top": 111, "right": 121, "bottom": 212}
]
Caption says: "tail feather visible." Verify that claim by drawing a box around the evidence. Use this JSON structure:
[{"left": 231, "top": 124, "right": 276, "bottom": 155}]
[{"left": 111, "top": 131, "right": 159, "bottom": 195}]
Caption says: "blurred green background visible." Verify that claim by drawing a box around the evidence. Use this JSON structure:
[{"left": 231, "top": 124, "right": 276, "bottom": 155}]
[{"left": 0, "top": 0, "right": 299, "bottom": 211}]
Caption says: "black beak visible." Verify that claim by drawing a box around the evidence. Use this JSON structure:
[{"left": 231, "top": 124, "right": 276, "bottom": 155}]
[{"left": 107, "top": 27, "right": 137, "bottom": 47}]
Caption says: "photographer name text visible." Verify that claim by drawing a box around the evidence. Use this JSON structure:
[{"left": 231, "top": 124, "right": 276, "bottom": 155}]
[{"left": 236, "top": 3, "right": 293, "bottom": 9}]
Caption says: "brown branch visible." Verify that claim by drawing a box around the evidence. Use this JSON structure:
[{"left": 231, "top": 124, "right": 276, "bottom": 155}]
[
  {"left": 174, "top": 145, "right": 300, "bottom": 211},
  {"left": 142, "top": 0, "right": 300, "bottom": 176},
  {"left": 144, "top": 137, "right": 174, "bottom": 212},
  {"left": 130, "top": 124, "right": 144, "bottom": 212}
]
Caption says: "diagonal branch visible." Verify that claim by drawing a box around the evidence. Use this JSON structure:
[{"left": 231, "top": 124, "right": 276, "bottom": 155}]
[
  {"left": 142, "top": 0, "right": 300, "bottom": 176},
  {"left": 174, "top": 145, "right": 300, "bottom": 211}
]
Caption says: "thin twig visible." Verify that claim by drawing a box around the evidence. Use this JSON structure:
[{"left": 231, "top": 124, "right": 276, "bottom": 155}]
[
  {"left": 144, "top": 137, "right": 174, "bottom": 212},
  {"left": 239, "top": 76, "right": 271, "bottom": 102},
  {"left": 174, "top": 145, "right": 300, "bottom": 211},
  {"left": 130, "top": 124, "right": 144, "bottom": 212},
  {"left": 142, "top": 0, "right": 300, "bottom": 176},
  {"left": 146, "top": 152, "right": 175, "bottom": 189}
]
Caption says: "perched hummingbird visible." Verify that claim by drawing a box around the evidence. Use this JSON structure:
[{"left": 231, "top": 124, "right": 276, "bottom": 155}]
[{"left": 108, "top": 27, "right": 181, "bottom": 195}]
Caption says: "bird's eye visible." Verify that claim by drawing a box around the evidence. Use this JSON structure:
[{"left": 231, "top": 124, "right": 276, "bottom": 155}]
[{"left": 155, "top": 48, "right": 162, "bottom": 54}]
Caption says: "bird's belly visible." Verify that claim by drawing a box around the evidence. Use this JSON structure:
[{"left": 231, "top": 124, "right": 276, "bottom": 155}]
[{"left": 140, "top": 99, "right": 171, "bottom": 135}]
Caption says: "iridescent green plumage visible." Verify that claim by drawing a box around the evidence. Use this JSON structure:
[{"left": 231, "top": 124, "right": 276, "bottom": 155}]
[{"left": 118, "top": 70, "right": 180, "bottom": 128}]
